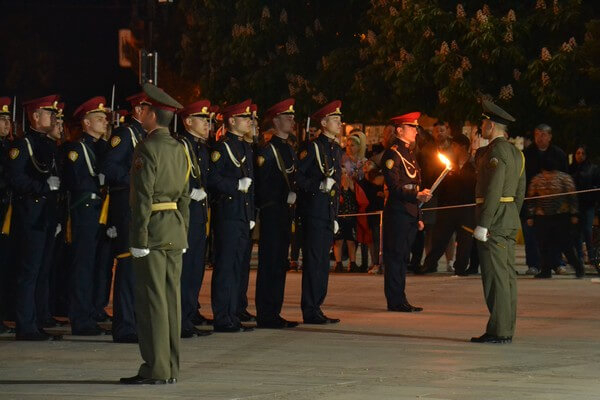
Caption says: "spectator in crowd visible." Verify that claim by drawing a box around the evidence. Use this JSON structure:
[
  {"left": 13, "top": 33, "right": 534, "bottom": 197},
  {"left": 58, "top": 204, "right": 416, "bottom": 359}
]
[
  {"left": 419, "top": 134, "right": 476, "bottom": 276},
  {"left": 522, "top": 124, "right": 569, "bottom": 275},
  {"left": 527, "top": 155, "right": 585, "bottom": 279},
  {"left": 360, "top": 160, "right": 385, "bottom": 274},
  {"left": 370, "top": 125, "right": 395, "bottom": 169},
  {"left": 333, "top": 170, "right": 359, "bottom": 272},
  {"left": 569, "top": 145, "right": 599, "bottom": 263}
]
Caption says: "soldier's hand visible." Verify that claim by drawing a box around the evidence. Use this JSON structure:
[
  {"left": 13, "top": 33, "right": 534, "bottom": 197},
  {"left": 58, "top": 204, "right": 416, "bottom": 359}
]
[
  {"left": 55, "top": 223, "right": 62, "bottom": 237},
  {"left": 320, "top": 177, "right": 336, "bottom": 193},
  {"left": 333, "top": 220, "right": 340, "bottom": 234},
  {"left": 190, "top": 188, "right": 207, "bottom": 201},
  {"left": 416, "top": 189, "right": 432, "bottom": 203},
  {"left": 238, "top": 177, "right": 253, "bottom": 193},
  {"left": 287, "top": 191, "right": 297, "bottom": 205},
  {"left": 417, "top": 220, "right": 425, "bottom": 231},
  {"left": 106, "top": 226, "right": 118, "bottom": 238},
  {"left": 131, "top": 247, "right": 150, "bottom": 258},
  {"left": 47, "top": 176, "right": 61, "bottom": 191},
  {"left": 473, "top": 226, "right": 489, "bottom": 242},
  {"left": 98, "top": 173, "right": 106, "bottom": 186},
  {"left": 527, "top": 218, "right": 534, "bottom": 227},
  {"left": 249, "top": 220, "right": 256, "bottom": 230}
]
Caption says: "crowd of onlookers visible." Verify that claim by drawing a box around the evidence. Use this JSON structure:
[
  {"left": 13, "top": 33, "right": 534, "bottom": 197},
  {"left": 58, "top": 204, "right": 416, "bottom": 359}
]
[{"left": 288, "top": 122, "right": 600, "bottom": 278}]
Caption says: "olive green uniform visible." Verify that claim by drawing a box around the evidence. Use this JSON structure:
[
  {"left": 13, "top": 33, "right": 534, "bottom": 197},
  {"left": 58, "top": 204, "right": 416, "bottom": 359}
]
[
  {"left": 475, "top": 136, "right": 525, "bottom": 338},
  {"left": 129, "top": 127, "right": 190, "bottom": 380}
]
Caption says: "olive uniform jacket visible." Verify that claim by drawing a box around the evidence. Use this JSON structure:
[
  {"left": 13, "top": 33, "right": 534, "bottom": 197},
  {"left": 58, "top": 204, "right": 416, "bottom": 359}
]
[{"left": 129, "top": 127, "right": 190, "bottom": 250}]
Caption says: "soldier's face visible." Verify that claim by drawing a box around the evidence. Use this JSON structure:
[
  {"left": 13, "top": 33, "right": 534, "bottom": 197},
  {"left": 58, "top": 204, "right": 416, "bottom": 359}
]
[
  {"left": 140, "top": 105, "right": 157, "bottom": 131},
  {"left": 85, "top": 112, "right": 109, "bottom": 137},
  {"left": 481, "top": 119, "right": 493, "bottom": 140},
  {"left": 48, "top": 119, "right": 63, "bottom": 140},
  {"left": 186, "top": 116, "right": 209, "bottom": 140},
  {"left": 399, "top": 125, "right": 418, "bottom": 143},
  {"left": 34, "top": 109, "right": 56, "bottom": 133},
  {"left": 322, "top": 115, "right": 342, "bottom": 136},
  {"left": 274, "top": 114, "right": 295, "bottom": 134},
  {"left": 231, "top": 116, "right": 252, "bottom": 135},
  {"left": 0, "top": 116, "right": 11, "bottom": 137}
]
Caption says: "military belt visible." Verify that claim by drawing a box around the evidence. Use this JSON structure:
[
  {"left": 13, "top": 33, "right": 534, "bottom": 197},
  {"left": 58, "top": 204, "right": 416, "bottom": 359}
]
[
  {"left": 151, "top": 202, "right": 178, "bottom": 212},
  {"left": 475, "top": 196, "right": 514, "bottom": 205}
]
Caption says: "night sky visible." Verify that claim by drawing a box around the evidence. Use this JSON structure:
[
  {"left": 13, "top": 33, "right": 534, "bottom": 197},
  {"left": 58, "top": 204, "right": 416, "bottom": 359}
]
[{"left": 0, "top": 0, "right": 141, "bottom": 116}]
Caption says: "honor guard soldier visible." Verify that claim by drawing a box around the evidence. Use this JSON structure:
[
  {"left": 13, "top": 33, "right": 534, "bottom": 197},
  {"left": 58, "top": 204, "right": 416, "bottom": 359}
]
[
  {"left": 120, "top": 83, "right": 189, "bottom": 385},
  {"left": 100, "top": 92, "right": 149, "bottom": 343},
  {"left": 238, "top": 102, "right": 258, "bottom": 323},
  {"left": 296, "top": 100, "right": 343, "bottom": 324},
  {"left": 382, "top": 113, "right": 432, "bottom": 313},
  {"left": 207, "top": 99, "right": 256, "bottom": 333},
  {"left": 177, "top": 100, "right": 213, "bottom": 338},
  {"left": 63, "top": 96, "right": 110, "bottom": 336},
  {"left": 255, "top": 98, "right": 299, "bottom": 329},
  {"left": 0, "top": 97, "right": 14, "bottom": 333},
  {"left": 7, "top": 95, "right": 62, "bottom": 340},
  {"left": 471, "top": 101, "right": 524, "bottom": 344}
]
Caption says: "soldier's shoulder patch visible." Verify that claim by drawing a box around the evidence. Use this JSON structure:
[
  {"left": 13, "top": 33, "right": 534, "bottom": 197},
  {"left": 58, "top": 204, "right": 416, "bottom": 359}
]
[
  {"left": 68, "top": 151, "right": 79, "bottom": 162},
  {"left": 8, "top": 148, "right": 19, "bottom": 160},
  {"left": 133, "top": 156, "right": 144, "bottom": 171},
  {"left": 385, "top": 159, "right": 395, "bottom": 169},
  {"left": 489, "top": 157, "right": 498, "bottom": 168},
  {"left": 211, "top": 151, "right": 221, "bottom": 162},
  {"left": 110, "top": 135, "right": 121, "bottom": 148},
  {"left": 299, "top": 150, "right": 308, "bottom": 160},
  {"left": 257, "top": 155, "right": 265, "bottom": 167}
]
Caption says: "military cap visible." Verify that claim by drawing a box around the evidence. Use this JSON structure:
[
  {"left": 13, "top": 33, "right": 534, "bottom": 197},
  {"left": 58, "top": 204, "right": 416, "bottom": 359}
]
[
  {"left": 56, "top": 102, "right": 65, "bottom": 120},
  {"left": 142, "top": 83, "right": 183, "bottom": 112},
  {"left": 179, "top": 100, "right": 211, "bottom": 119},
  {"left": 126, "top": 92, "right": 151, "bottom": 108},
  {"left": 222, "top": 99, "right": 252, "bottom": 119},
  {"left": 265, "top": 98, "right": 295, "bottom": 122},
  {"left": 482, "top": 100, "right": 515, "bottom": 125},
  {"left": 209, "top": 105, "right": 220, "bottom": 121},
  {"left": 390, "top": 112, "right": 421, "bottom": 127},
  {"left": 311, "top": 100, "right": 342, "bottom": 122},
  {"left": 73, "top": 96, "right": 108, "bottom": 120},
  {"left": 0, "top": 97, "right": 11, "bottom": 115},
  {"left": 23, "top": 94, "right": 60, "bottom": 114},
  {"left": 116, "top": 109, "right": 129, "bottom": 123},
  {"left": 451, "top": 133, "right": 471, "bottom": 149},
  {"left": 250, "top": 103, "right": 258, "bottom": 119}
]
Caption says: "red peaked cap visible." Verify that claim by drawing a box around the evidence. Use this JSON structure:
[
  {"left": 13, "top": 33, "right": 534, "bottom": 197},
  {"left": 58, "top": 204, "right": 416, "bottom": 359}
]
[
  {"left": 311, "top": 100, "right": 342, "bottom": 122},
  {"left": 73, "top": 96, "right": 108, "bottom": 120},
  {"left": 390, "top": 112, "right": 421, "bottom": 127},
  {"left": 264, "top": 98, "right": 295, "bottom": 122},
  {"left": 23, "top": 94, "right": 60, "bottom": 114},
  {"left": 178, "top": 100, "right": 211, "bottom": 119},
  {"left": 126, "top": 92, "right": 151, "bottom": 108},
  {"left": 222, "top": 99, "right": 252, "bottom": 120},
  {"left": 0, "top": 97, "right": 11, "bottom": 115}
]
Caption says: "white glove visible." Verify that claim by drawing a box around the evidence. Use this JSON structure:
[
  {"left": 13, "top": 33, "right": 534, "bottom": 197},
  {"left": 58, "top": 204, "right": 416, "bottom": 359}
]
[
  {"left": 98, "top": 173, "right": 106, "bottom": 186},
  {"left": 182, "top": 248, "right": 187, "bottom": 254},
  {"left": 238, "top": 177, "right": 253, "bottom": 193},
  {"left": 47, "top": 176, "right": 60, "bottom": 191},
  {"left": 190, "top": 188, "right": 207, "bottom": 201},
  {"left": 131, "top": 247, "right": 150, "bottom": 258},
  {"left": 473, "top": 226, "right": 489, "bottom": 242},
  {"left": 249, "top": 220, "right": 256, "bottom": 230},
  {"left": 287, "top": 191, "right": 297, "bottom": 205},
  {"left": 55, "top": 223, "right": 62, "bottom": 237},
  {"left": 106, "top": 226, "right": 118, "bottom": 239},
  {"left": 319, "top": 177, "right": 335, "bottom": 193},
  {"left": 333, "top": 220, "right": 340, "bottom": 234}
]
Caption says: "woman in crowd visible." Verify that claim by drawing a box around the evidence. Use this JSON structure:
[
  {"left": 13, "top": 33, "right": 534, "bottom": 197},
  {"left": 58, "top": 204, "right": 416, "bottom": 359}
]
[{"left": 527, "top": 155, "right": 585, "bottom": 278}]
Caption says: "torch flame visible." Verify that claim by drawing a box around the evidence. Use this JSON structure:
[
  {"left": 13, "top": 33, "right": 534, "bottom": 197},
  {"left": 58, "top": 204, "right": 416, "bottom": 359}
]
[{"left": 438, "top": 152, "right": 452, "bottom": 170}]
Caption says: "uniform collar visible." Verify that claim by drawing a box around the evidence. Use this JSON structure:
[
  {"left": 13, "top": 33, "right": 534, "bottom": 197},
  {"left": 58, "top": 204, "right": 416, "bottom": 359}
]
[
  {"left": 226, "top": 131, "right": 244, "bottom": 141},
  {"left": 270, "top": 135, "right": 287, "bottom": 145},
  {"left": 148, "top": 127, "right": 170, "bottom": 136},
  {"left": 82, "top": 132, "right": 98, "bottom": 144}
]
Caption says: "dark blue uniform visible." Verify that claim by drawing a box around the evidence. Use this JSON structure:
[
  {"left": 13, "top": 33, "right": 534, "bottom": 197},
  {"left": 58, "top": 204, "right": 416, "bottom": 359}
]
[
  {"left": 178, "top": 131, "right": 210, "bottom": 333},
  {"left": 100, "top": 119, "right": 145, "bottom": 341},
  {"left": 7, "top": 130, "right": 60, "bottom": 337},
  {"left": 0, "top": 136, "right": 15, "bottom": 328},
  {"left": 208, "top": 132, "right": 254, "bottom": 330},
  {"left": 62, "top": 133, "right": 105, "bottom": 334},
  {"left": 296, "top": 134, "right": 342, "bottom": 321},
  {"left": 381, "top": 138, "right": 422, "bottom": 309},
  {"left": 255, "top": 135, "right": 296, "bottom": 324}
]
